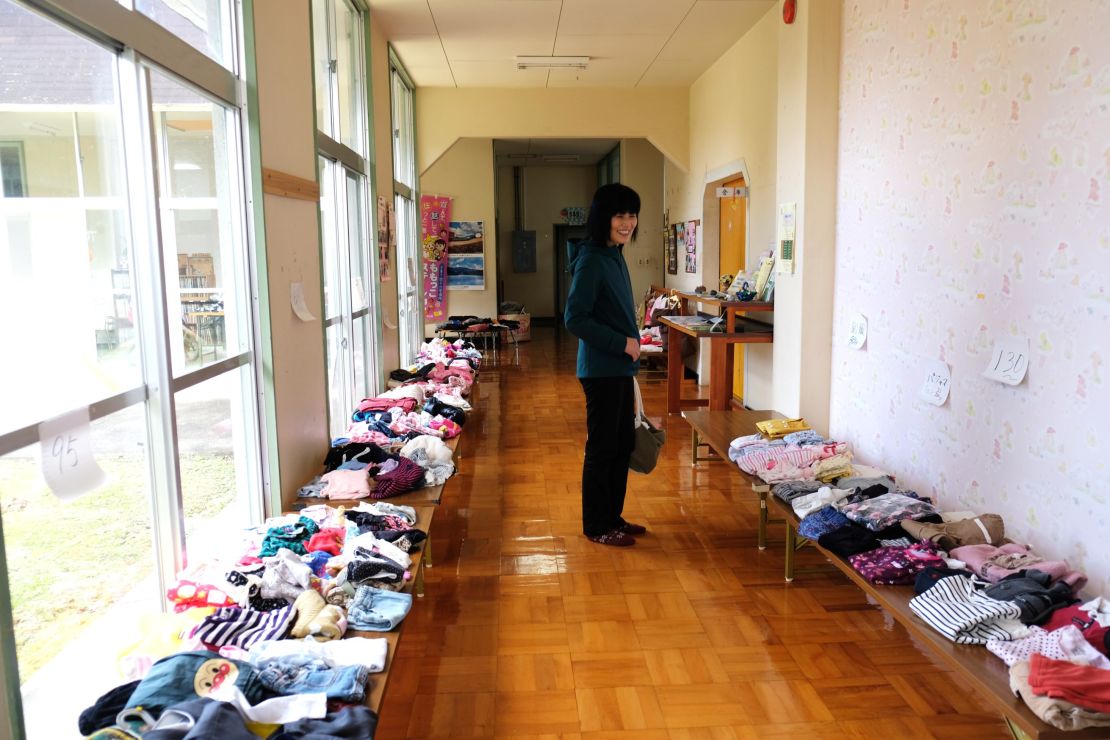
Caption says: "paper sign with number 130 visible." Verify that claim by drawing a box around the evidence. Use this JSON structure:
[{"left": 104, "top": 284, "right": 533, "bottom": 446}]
[{"left": 982, "top": 336, "right": 1029, "bottom": 386}]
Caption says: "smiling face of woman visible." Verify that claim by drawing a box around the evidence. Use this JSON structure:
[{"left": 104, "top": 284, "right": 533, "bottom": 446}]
[{"left": 609, "top": 213, "right": 638, "bottom": 246}]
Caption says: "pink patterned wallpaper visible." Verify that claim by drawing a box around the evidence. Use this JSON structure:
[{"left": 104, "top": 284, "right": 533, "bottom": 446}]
[{"left": 831, "top": 1, "right": 1110, "bottom": 595}]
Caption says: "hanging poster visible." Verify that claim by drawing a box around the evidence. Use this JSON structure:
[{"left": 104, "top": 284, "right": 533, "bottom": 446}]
[
  {"left": 684, "top": 219, "right": 698, "bottom": 273},
  {"left": 420, "top": 194, "right": 452, "bottom": 321},
  {"left": 377, "top": 195, "right": 391, "bottom": 281},
  {"left": 666, "top": 227, "right": 677, "bottom": 275},
  {"left": 447, "top": 221, "right": 485, "bottom": 290}
]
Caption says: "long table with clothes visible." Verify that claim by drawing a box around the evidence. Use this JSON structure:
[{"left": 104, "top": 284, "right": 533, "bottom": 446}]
[
  {"left": 682, "top": 408, "right": 1110, "bottom": 740},
  {"left": 76, "top": 338, "right": 483, "bottom": 738}
]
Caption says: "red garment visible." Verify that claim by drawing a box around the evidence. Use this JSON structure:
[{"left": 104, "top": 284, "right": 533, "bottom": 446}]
[
  {"left": 1044, "top": 605, "right": 1110, "bottom": 656},
  {"left": 306, "top": 527, "right": 346, "bottom": 556},
  {"left": 1028, "top": 653, "right": 1110, "bottom": 712}
]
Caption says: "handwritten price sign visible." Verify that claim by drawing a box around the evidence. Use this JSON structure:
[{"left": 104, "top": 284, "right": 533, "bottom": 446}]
[
  {"left": 919, "top": 360, "right": 951, "bottom": 406},
  {"left": 847, "top": 314, "right": 867, "bottom": 349},
  {"left": 982, "top": 336, "right": 1029, "bottom": 386},
  {"left": 38, "top": 408, "right": 108, "bottom": 500}
]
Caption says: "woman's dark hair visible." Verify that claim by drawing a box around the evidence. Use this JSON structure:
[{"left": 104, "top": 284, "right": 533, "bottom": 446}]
[{"left": 586, "top": 183, "right": 640, "bottom": 245}]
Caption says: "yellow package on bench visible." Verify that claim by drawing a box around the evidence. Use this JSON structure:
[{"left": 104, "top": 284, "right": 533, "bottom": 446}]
[{"left": 755, "top": 418, "right": 811, "bottom": 439}]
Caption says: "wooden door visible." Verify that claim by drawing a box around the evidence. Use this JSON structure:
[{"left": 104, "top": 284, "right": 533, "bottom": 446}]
[{"left": 717, "top": 176, "right": 747, "bottom": 401}]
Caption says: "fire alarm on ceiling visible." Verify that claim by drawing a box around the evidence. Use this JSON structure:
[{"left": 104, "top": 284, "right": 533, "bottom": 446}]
[{"left": 783, "top": 0, "right": 797, "bottom": 24}]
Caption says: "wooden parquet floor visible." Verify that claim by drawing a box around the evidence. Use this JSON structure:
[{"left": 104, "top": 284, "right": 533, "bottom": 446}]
[{"left": 378, "top": 328, "right": 1010, "bottom": 739}]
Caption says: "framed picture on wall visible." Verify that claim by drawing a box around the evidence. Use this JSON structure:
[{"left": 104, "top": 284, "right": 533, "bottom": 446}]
[
  {"left": 447, "top": 220, "right": 486, "bottom": 290},
  {"left": 666, "top": 227, "right": 677, "bottom": 274}
]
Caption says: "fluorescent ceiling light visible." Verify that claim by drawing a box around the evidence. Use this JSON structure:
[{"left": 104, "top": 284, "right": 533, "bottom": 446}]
[
  {"left": 515, "top": 55, "right": 589, "bottom": 70},
  {"left": 173, "top": 161, "right": 201, "bottom": 171}
]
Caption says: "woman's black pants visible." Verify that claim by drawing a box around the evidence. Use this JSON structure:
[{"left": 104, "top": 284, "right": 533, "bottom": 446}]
[{"left": 579, "top": 375, "right": 635, "bottom": 537}]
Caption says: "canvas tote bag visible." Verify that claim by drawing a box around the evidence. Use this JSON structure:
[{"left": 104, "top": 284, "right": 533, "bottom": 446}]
[{"left": 629, "top": 377, "right": 666, "bottom": 474}]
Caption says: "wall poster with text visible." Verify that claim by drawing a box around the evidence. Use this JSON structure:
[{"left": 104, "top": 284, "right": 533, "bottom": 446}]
[
  {"left": 666, "top": 226, "right": 678, "bottom": 274},
  {"left": 377, "top": 195, "right": 391, "bottom": 282},
  {"left": 684, "top": 219, "right": 698, "bottom": 273},
  {"left": 448, "top": 220, "right": 485, "bottom": 290},
  {"left": 421, "top": 194, "right": 452, "bottom": 321}
]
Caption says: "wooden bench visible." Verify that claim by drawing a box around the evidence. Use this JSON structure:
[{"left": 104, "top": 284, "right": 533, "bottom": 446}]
[
  {"left": 681, "top": 407, "right": 785, "bottom": 549},
  {"left": 680, "top": 407, "right": 1107, "bottom": 740}
]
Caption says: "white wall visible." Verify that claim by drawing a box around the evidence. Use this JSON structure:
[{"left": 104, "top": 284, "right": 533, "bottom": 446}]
[
  {"left": 663, "top": 6, "right": 780, "bottom": 406},
  {"left": 832, "top": 1, "right": 1110, "bottom": 596},
  {"left": 505, "top": 166, "right": 595, "bottom": 318}
]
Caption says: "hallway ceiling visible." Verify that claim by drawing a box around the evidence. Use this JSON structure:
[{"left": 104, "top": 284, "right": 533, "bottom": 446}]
[{"left": 368, "top": 0, "right": 775, "bottom": 88}]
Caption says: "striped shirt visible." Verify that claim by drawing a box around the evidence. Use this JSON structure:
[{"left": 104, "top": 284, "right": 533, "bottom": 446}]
[
  {"left": 909, "top": 575, "right": 1029, "bottom": 644},
  {"left": 192, "top": 605, "right": 295, "bottom": 650}
]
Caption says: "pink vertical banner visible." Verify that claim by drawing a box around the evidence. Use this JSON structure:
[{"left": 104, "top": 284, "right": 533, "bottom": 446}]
[{"left": 420, "top": 194, "right": 452, "bottom": 322}]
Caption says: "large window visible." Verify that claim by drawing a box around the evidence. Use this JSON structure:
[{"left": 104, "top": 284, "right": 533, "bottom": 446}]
[
  {"left": 390, "top": 54, "right": 420, "bottom": 363},
  {"left": 0, "top": 1, "right": 261, "bottom": 736},
  {"left": 313, "top": 0, "right": 381, "bottom": 437}
]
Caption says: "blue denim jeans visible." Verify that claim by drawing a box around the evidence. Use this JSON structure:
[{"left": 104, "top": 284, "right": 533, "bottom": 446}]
[
  {"left": 258, "top": 656, "right": 370, "bottom": 702},
  {"left": 346, "top": 586, "right": 412, "bottom": 631}
]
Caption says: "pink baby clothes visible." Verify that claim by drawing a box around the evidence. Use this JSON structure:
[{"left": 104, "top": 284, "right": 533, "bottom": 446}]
[
  {"left": 357, "top": 396, "right": 417, "bottom": 413},
  {"left": 1028, "top": 653, "right": 1110, "bottom": 713},
  {"left": 320, "top": 469, "right": 372, "bottom": 500},
  {"left": 951, "top": 543, "right": 1088, "bottom": 590},
  {"left": 341, "top": 423, "right": 394, "bottom": 447}
]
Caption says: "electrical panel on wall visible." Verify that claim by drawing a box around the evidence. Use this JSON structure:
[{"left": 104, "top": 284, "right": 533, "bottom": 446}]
[{"left": 777, "top": 202, "right": 796, "bottom": 274}]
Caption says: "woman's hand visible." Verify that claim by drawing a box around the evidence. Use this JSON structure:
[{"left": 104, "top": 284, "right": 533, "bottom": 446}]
[{"left": 624, "top": 336, "right": 641, "bottom": 361}]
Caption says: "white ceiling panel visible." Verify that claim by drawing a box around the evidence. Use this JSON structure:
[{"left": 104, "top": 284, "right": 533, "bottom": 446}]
[
  {"left": 557, "top": 0, "right": 694, "bottom": 36},
  {"left": 373, "top": 0, "right": 775, "bottom": 88},
  {"left": 407, "top": 66, "right": 457, "bottom": 87},
  {"left": 367, "top": 0, "right": 437, "bottom": 36},
  {"left": 546, "top": 58, "right": 649, "bottom": 88},
  {"left": 430, "top": 0, "right": 562, "bottom": 60},
  {"left": 449, "top": 60, "right": 552, "bottom": 87},
  {"left": 637, "top": 57, "right": 711, "bottom": 87},
  {"left": 553, "top": 33, "right": 669, "bottom": 63},
  {"left": 657, "top": 0, "right": 772, "bottom": 61},
  {"left": 389, "top": 35, "right": 448, "bottom": 64}
]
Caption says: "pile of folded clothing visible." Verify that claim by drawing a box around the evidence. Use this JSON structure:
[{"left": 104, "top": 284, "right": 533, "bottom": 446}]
[{"left": 88, "top": 502, "right": 430, "bottom": 738}]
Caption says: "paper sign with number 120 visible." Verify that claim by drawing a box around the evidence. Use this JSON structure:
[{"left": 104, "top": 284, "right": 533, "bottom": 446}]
[{"left": 982, "top": 336, "right": 1029, "bottom": 386}]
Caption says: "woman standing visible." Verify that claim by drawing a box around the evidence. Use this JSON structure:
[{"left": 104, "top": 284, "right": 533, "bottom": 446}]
[{"left": 564, "top": 183, "right": 648, "bottom": 547}]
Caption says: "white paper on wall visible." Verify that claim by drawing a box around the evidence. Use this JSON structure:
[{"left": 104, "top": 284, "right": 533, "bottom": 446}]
[
  {"left": 290, "top": 282, "right": 317, "bottom": 322},
  {"left": 847, "top": 314, "right": 867, "bottom": 349},
  {"left": 919, "top": 360, "right": 951, "bottom": 406},
  {"left": 39, "top": 408, "right": 108, "bottom": 501},
  {"left": 982, "top": 336, "right": 1029, "bottom": 386}
]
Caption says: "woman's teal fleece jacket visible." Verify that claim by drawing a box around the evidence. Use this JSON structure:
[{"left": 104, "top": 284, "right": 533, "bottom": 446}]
[{"left": 564, "top": 238, "right": 640, "bottom": 378}]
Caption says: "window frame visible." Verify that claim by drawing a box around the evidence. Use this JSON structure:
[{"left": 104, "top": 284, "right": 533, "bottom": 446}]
[
  {"left": 389, "top": 48, "right": 421, "bottom": 363},
  {"left": 312, "top": 0, "right": 383, "bottom": 436},
  {"left": 0, "top": 2, "right": 269, "bottom": 736}
]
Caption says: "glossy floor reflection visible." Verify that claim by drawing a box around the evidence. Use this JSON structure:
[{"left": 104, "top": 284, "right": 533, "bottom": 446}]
[{"left": 378, "top": 327, "right": 1009, "bottom": 738}]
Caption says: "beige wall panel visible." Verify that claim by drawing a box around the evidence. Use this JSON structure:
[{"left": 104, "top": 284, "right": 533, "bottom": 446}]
[
  {"left": 620, "top": 139, "right": 665, "bottom": 306},
  {"left": 369, "top": 16, "right": 401, "bottom": 374},
  {"left": 253, "top": 0, "right": 326, "bottom": 505},
  {"left": 415, "top": 87, "right": 689, "bottom": 175},
  {"left": 420, "top": 138, "right": 498, "bottom": 327}
]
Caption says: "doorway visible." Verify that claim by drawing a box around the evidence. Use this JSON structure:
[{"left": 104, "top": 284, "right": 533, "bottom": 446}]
[
  {"left": 718, "top": 175, "right": 747, "bottom": 400},
  {"left": 553, "top": 223, "right": 588, "bottom": 325}
]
